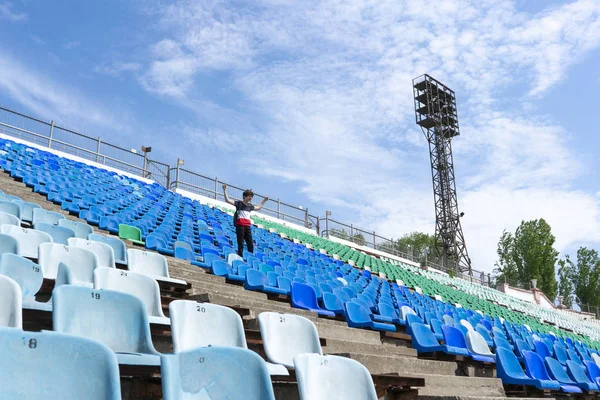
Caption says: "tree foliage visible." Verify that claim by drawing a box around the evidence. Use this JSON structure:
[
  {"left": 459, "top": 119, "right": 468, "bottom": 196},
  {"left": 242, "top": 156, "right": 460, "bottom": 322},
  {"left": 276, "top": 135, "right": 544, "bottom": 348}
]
[
  {"left": 493, "top": 219, "right": 559, "bottom": 300},
  {"left": 388, "top": 232, "right": 443, "bottom": 265},
  {"left": 557, "top": 247, "right": 600, "bottom": 310},
  {"left": 329, "top": 228, "right": 366, "bottom": 246}
]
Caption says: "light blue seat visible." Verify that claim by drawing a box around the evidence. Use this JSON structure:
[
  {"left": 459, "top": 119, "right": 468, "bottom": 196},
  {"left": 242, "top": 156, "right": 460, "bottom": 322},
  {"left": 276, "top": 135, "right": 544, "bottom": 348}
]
[
  {"left": 567, "top": 360, "right": 599, "bottom": 392},
  {"left": 32, "top": 208, "right": 65, "bottom": 225},
  {"left": 245, "top": 269, "right": 288, "bottom": 296},
  {"left": 0, "top": 201, "right": 21, "bottom": 219},
  {"left": 411, "top": 323, "right": 467, "bottom": 357},
  {"left": 126, "top": 249, "right": 186, "bottom": 286},
  {"left": 584, "top": 361, "right": 600, "bottom": 386},
  {"left": 58, "top": 219, "right": 94, "bottom": 239},
  {"left": 545, "top": 356, "right": 582, "bottom": 392},
  {"left": 19, "top": 201, "right": 42, "bottom": 223},
  {"left": 34, "top": 222, "right": 75, "bottom": 245},
  {"left": 323, "top": 292, "right": 345, "bottom": 315},
  {"left": 522, "top": 351, "right": 577, "bottom": 393},
  {"left": 0, "top": 211, "right": 20, "bottom": 226},
  {"left": 0, "top": 275, "right": 22, "bottom": 328},
  {"left": 345, "top": 301, "right": 396, "bottom": 332},
  {"left": 0, "top": 225, "right": 53, "bottom": 259},
  {"left": 52, "top": 285, "right": 161, "bottom": 366},
  {"left": 0, "top": 253, "right": 43, "bottom": 300},
  {"left": 0, "top": 233, "right": 18, "bottom": 256},
  {"left": 0, "top": 328, "right": 121, "bottom": 399},
  {"left": 496, "top": 347, "right": 560, "bottom": 390},
  {"left": 38, "top": 242, "right": 99, "bottom": 280},
  {"left": 161, "top": 346, "right": 276, "bottom": 400},
  {"left": 67, "top": 238, "right": 115, "bottom": 269},
  {"left": 294, "top": 354, "right": 377, "bottom": 400},
  {"left": 291, "top": 282, "right": 335, "bottom": 317},
  {"left": 88, "top": 234, "right": 127, "bottom": 265}
]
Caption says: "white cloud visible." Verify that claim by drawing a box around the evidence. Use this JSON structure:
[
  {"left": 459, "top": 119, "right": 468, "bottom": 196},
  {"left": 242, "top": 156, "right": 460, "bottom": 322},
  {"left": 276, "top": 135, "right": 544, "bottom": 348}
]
[
  {"left": 95, "top": 61, "right": 142, "bottom": 78},
  {"left": 0, "top": 1, "right": 26, "bottom": 21},
  {"left": 137, "top": 0, "right": 600, "bottom": 273},
  {"left": 63, "top": 41, "right": 81, "bottom": 50}
]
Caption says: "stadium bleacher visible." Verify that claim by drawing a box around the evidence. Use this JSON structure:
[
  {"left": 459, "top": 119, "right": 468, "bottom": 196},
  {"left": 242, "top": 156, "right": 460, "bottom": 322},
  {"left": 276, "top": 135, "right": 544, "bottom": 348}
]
[{"left": 2, "top": 135, "right": 600, "bottom": 399}]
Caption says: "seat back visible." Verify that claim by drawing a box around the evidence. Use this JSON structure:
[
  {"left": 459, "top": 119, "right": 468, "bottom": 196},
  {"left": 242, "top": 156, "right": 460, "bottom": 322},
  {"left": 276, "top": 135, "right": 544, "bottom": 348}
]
[
  {"left": 545, "top": 356, "right": 575, "bottom": 383},
  {"left": 0, "top": 211, "right": 20, "bottom": 226},
  {"left": 400, "top": 305, "right": 417, "bottom": 320},
  {"left": 534, "top": 340, "right": 551, "bottom": 359},
  {"left": 494, "top": 336, "right": 513, "bottom": 351},
  {"left": 294, "top": 354, "right": 377, "bottom": 400},
  {"left": 67, "top": 238, "right": 115, "bottom": 269},
  {"left": 459, "top": 319, "right": 474, "bottom": 331},
  {"left": 442, "top": 315, "right": 455, "bottom": 326},
  {"left": 291, "top": 282, "right": 319, "bottom": 309},
  {"left": 227, "top": 253, "right": 243, "bottom": 265},
  {"left": 496, "top": 347, "right": 529, "bottom": 380},
  {"left": 169, "top": 300, "right": 247, "bottom": 353},
  {"left": 127, "top": 249, "right": 170, "bottom": 278},
  {"left": 161, "top": 346, "right": 275, "bottom": 400},
  {"left": 38, "top": 243, "right": 99, "bottom": 279},
  {"left": 585, "top": 360, "right": 600, "bottom": 381},
  {"left": 567, "top": 349, "right": 583, "bottom": 365},
  {"left": 0, "top": 225, "right": 53, "bottom": 258},
  {"left": 466, "top": 330, "right": 494, "bottom": 356},
  {"left": 0, "top": 253, "right": 43, "bottom": 298},
  {"left": 591, "top": 353, "right": 600, "bottom": 367},
  {"left": 52, "top": 285, "right": 157, "bottom": 355},
  {"left": 443, "top": 325, "right": 468, "bottom": 349},
  {"left": 258, "top": 312, "right": 322, "bottom": 368},
  {"left": 32, "top": 208, "right": 64, "bottom": 225},
  {"left": 58, "top": 219, "right": 94, "bottom": 239},
  {"left": 0, "top": 201, "right": 21, "bottom": 219},
  {"left": 34, "top": 222, "right": 75, "bottom": 245},
  {"left": 0, "top": 275, "right": 22, "bottom": 328},
  {"left": 0, "top": 328, "right": 121, "bottom": 399},
  {"left": 411, "top": 322, "right": 439, "bottom": 347},
  {"left": 88, "top": 234, "right": 127, "bottom": 264},
  {"left": 93, "top": 268, "right": 165, "bottom": 318},
  {"left": 0, "top": 233, "right": 18, "bottom": 256},
  {"left": 522, "top": 350, "right": 552, "bottom": 381},
  {"left": 567, "top": 360, "right": 594, "bottom": 384},
  {"left": 20, "top": 202, "right": 42, "bottom": 223}
]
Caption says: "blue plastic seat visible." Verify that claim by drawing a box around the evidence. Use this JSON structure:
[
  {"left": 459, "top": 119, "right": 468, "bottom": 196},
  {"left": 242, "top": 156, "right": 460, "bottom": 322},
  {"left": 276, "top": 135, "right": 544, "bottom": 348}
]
[
  {"left": 476, "top": 325, "right": 494, "bottom": 347},
  {"left": 522, "top": 351, "right": 577, "bottom": 393},
  {"left": 174, "top": 247, "right": 209, "bottom": 268},
  {"left": 442, "top": 325, "right": 489, "bottom": 360},
  {"left": 34, "top": 222, "right": 75, "bottom": 245},
  {"left": 52, "top": 285, "right": 160, "bottom": 366},
  {"left": 291, "top": 282, "right": 335, "bottom": 317},
  {"left": 161, "top": 346, "right": 276, "bottom": 400},
  {"left": 567, "top": 349, "right": 583, "bottom": 365},
  {"left": 567, "top": 360, "right": 599, "bottom": 391},
  {"left": 58, "top": 219, "right": 94, "bottom": 239},
  {"left": 496, "top": 347, "right": 560, "bottom": 390},
  {"left": 0, "top": 328, "right": 121, "bottom": 399},
  {"left": 345, "top": 301, "right": 396, "bottom": 332},
  {"left": 377, "top": 302, "right": 403, "bottom": 325},
  {"left": 245, "top": 269, "right": 288, "bottom": 296},
  {"left": 0, "top": 253, "right": 43, "bottom": 300},
  {"left": 545, "top": 356, "right": 583, "bottom": 393},
  {"left": 323, "top": 292, "right": 345, "bottom": 315},
  {"left": 584, "top": 361, "right": 600, "bottom": 386},
  {"left": 430, "top": 319, "right": 445, "bottom": 341},
  {"left": 88, "top": 234, "right": 127, "bottom": 265},
  {"left": 534, "top": 340, "right": 551, "bottom": 360},
  {"left": 0, "top": 233, "right": 18, "bottom": 256},
  {"left": 411, "top": 322, "right": 462, "bottom": 355}
]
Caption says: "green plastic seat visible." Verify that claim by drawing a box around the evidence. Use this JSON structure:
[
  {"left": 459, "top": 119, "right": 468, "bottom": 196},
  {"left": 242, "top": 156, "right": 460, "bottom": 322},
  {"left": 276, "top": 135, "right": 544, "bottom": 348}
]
[{"left": 118, "top": 224, "right": 145, "bottom": 245}]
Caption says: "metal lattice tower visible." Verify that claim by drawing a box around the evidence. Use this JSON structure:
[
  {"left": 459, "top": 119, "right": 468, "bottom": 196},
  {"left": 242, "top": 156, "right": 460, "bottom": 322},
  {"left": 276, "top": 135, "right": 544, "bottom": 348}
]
[{"left": 413, "top": 74, "right": 472, "bottom": 275}]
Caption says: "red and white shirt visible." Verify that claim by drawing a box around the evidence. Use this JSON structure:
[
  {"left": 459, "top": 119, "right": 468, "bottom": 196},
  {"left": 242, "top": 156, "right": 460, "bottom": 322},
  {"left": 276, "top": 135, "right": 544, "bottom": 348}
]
[{"left": 234, "top": 200, "right": 255, "bottom": 227}]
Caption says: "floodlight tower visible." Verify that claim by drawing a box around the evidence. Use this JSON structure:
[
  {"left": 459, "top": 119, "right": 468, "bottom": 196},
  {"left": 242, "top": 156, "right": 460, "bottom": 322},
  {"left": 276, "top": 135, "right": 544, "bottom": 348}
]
[{"left": 412, "top": 74, "right": 472, "bottom": 275}]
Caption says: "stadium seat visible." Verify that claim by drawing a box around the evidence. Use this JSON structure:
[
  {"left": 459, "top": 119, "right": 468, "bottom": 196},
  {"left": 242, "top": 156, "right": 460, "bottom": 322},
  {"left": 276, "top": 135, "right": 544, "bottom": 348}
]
[
  {"left": 566, "top": 360, "right": 599, "bottom": 391},
  {"left": 322, "top": 292, "right": 345, "bottom": 315},
  {"left": 52, "top": 285, "right": 160, "bottom": 366},
  {"left": 592, "top": 353, "right": 600, "bottom": 367},
  {"left": 345, "top": 301, "right": 396, "bottom": 332},
  {"left": 466, "top": 330, "right": 496, "bottom": 361},
  {"left": 522, "top": 351, "right": 578, "bottom": 393},
  {"left": 0, "top": 275, "right": 22, "bottom": 328},
  {"left": 245, "top": 268, "right": 288, "bottom": 295},
  {"left": 118, "top": 224, "right": 144, "bottom": 245},
  {"left": 294, "top": 354, "right": 378, "bottom": 400},
  {"left": 38, "top": 242, "right": 99, "bottom": 280},
  {"left": 584, "top": 360, "right": 600, "bottom": 386},
  {"left": 459, "top": 319, "right": 475, "bottom": 331},
  {"left": 496, "top": 347, "right": 559, "bottom": 390},
  {"left": 126, "top": 249, "right": 186, "bottom": 285},
  {"left": 0, "top": 328, "right": 121, "bottom": 399},
  {"left": 58, "top": 218, "right": 94, "bottom": 239},
  {"left": 55, "top": 261, "right": 95, "bottom": 287},
  {"left": 291, "top": 282, "right": 335, "bottom": 317},
  {"left": 67, "top": 238, "right": 115, "bottom": 269},
  {"left": 0, "top": 233, "right": 18, "bottom": 256},
  {"left": 161, "top": 346, "right": 276, "bottom": 400},
  {"left": 411, "top": 323, "right": 465, "bottom": 356},
  {"left": 0, "top": 253, "right": 43, "bottom": 299},
  {"left": 168, "top": 300, "right": 288, "bottom": 376},
  {"left": 0, "top": 211, "right": 20, "bottom": 226},
  {"left": 534, "top": 340, "right": 551, "bottom": 360},
  {"left": 545, "top": 356, "right": 584, "bottom": 392},
  {"left": 0, "top": 201, "right": 21, "bottom": 219},
  {"left": 32, "top": 208, "right": 64, "bottom": 225},
  {"left": 19, "top": 202, "right": 42, "bottom": 223},
  {"left": 442, "top": 325, "right": 483, "bottom": 359},
  {"left": 88, "top": 234, "right": 127, "bottom": 265},
  {"left": 34, "top": 222, "right": 75, "bottom": 245},
  {"left": 0, "top": 225, "right": 53, "bottom": 258},
  {"left": 258, "top": 312, "right": 323, "bottom": 368},
  {"left": 93, "top": 267, "right": 169, "bottom": 325}
]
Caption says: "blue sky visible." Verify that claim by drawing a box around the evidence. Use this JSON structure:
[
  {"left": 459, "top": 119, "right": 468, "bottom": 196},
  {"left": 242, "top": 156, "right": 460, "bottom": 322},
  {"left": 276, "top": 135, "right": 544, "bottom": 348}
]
[{"left": 1, "top": 0, "right": 600, "bottom": 273}]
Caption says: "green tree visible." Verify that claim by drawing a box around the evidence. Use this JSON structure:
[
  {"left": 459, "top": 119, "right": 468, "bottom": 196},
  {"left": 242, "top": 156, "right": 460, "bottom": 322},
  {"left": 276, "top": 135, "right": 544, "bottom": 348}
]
[
  {"left": 329, "top": 228, "right": 366, "bottom": 246},
  {"left": 557, "top": 256, "right": 575, "bottom": 309},
  {"left": 329, "top": 228, "right": 349, "bottom": 240},
  {"left": 568, "top": 247, "right": 600, "bottom": 308},
  {"left": 492, "top": 219, "right": 559, "bottom": 300},
  {"left": 391, "top": 232, "right": 442, "bottom": 265}
]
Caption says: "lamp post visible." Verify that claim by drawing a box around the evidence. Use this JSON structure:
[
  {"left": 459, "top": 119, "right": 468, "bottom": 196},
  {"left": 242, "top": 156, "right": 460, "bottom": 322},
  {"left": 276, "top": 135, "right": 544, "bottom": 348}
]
[
  {"left": 325, "top": 211, "right": 331, "bottom": 238},
  {"left": 141, "top": 146, "right": 152, "bottom": 178},
  {"left": 531, "top": 279, "right": 537, "bottom": 290},
  {"left": 174, "top": 158, "right": 184, "bottom": 190}
]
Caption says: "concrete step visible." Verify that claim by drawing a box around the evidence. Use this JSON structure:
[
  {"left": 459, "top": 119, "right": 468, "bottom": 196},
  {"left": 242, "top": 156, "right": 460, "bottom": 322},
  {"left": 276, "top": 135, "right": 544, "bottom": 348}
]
[
  {"left": 410, "top": 375, "right": 505, "bottom": 398},
  {"left": 323, "top": 338, "right": 417, "bottom": 358},
  {"left": 345, "top": 353, "right": 459, "bottom": 376}
]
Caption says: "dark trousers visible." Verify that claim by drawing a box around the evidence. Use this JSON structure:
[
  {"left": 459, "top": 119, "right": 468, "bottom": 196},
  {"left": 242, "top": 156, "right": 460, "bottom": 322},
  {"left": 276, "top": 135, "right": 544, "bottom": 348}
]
[{"left": 236, "top": 225, "right": 253, "bottom": 257}]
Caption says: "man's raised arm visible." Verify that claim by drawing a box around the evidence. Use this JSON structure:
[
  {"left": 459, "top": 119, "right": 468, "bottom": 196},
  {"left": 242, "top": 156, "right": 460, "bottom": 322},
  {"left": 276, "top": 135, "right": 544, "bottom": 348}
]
[
  {"left": 222, "top": 184, "right": 235, "bottom": 205},
  {"left": 254, "top": 196, "right": 269, "bottom": 211}
]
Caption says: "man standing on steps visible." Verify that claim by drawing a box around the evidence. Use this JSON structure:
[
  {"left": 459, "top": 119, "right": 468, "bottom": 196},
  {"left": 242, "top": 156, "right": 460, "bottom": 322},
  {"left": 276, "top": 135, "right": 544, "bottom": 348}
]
[{"left": 222, "top": 184, "right": 269, "bottom": 257}]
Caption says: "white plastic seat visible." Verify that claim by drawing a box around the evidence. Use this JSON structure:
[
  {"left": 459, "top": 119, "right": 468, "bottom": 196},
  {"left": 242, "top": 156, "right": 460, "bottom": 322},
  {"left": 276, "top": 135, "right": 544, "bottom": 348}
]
[
  {"left": 0, "top": 211, "right": 20, "bottom": 226},
  {"left": 0, "top": 233, "right": 18, "bottom": 256},
  {"left": 258, "top": 312, "right": 323, "bottom": 368},
  {"left": 93, "top": 267, "right": 169, "bottom": 325},
  {"left": 34, "top": 222, "right": 75, "bottom": 245},
  {"left": 460, "top": 319, "right": 475, "bottom": 331},
  {"left": 52, "top": 285, "right": 160, "bottom": 366},
  {"left": 126, "top": 249, "right": 186, "bottom": 285},
  {"left": 400, "top": 305, "right": 417, "bottom": 321},
  {"left": 58, "top": 219, "right": 94, "bottom": 239},
  {"left": 0, "top": 224, "right": 53, "bottom": 258},
  {"left": 227, "top": 252, "right": 243, "bottom": 265},
  {"left": 38, "top": 242, "right": 99, "bottom": 280},
  {"left": 18, "top": 201, "right": 42, "bottom": 223},
  {"left": 56, "top": 262, "right": 95, "bottom": 288},
  {"left": 434, "top": 294, "right": 443, "bottom": 302},
  {"left": 466, "top": 330, "right": 495, "bottom": 360},
  {"left": 67, "top": 238, "right": 115, "bottom": 269},
  {"left": 0, "top": 253, "right": 43, "bottom": 299},
  {"left": 0, "top": 329, "right": 122, "bottom": 399},
  {"left": 294, "top": 354, "right": 377, "bottom": 400},
  {"left": 414, "top": 286, "right": 423, "bottom": 295},
  {"left": 32, "top": 208, "right": 65, "bottom": 225},
  {"left": 396, "top": 279, "right": 405, "bottom": 286},
  {"left": 88, "top": 234, "right": 127, "bottom": 265},
  {"left": 169, "top": 300, "right": 288, "bottom": 376},
  {"left": 0, "top": 275, "right": 22, "bottom": 328},
  {"left": 0, "top": 201, "right": 21, "bottom": 219},
  {"left": 591, "top": 353, "right": 600, "bottom": 367}
]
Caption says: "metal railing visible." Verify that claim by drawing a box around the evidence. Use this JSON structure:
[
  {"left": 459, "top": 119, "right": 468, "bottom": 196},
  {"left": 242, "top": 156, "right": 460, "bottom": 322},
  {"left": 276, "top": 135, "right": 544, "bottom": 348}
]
[{"left": 0, "top": 104, "right": 492, "bottom": 286}]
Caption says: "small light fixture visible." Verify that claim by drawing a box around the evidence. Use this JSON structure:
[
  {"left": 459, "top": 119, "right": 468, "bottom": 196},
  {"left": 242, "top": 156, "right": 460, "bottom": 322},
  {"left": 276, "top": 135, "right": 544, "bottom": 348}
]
[
  {"left": 141, "top": 146, "right": 152, "bottom": 153},
  {"left": 531, "top": 279, "right": 537, "bottom": 289},
  {"left": 177, "top": 158, "right": 185, "bottom": 165}
]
